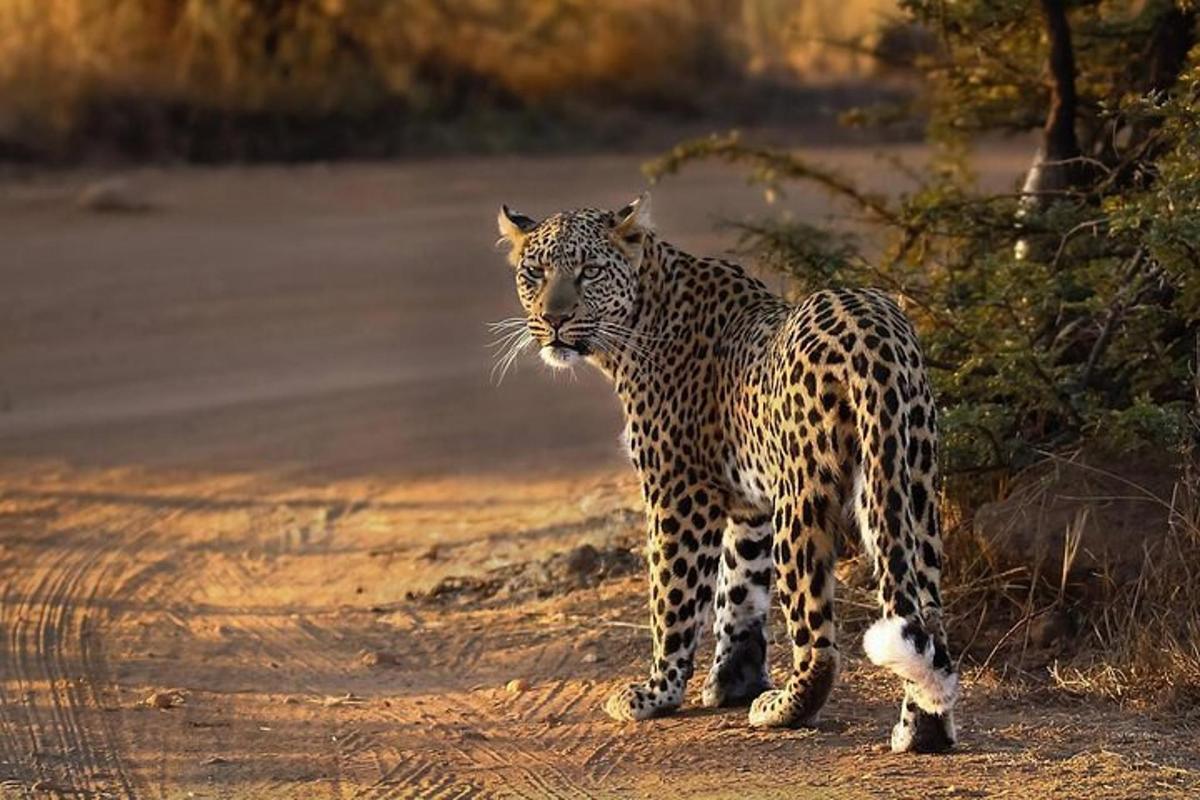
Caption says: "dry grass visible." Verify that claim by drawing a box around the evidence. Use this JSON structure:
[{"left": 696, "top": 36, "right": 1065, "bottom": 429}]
[
  {"left": 1047, "top": 462, "right": 1200, "bottom": 706},
  {"left": 931, "top": 434, "right": 1200, "bottom": 707},
  {"left": 0, "top": 0, "right": 905, "bottom": 158}
]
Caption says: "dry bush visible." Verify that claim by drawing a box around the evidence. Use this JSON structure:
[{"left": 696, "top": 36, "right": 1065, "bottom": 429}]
[
  {"left": 936, "top": 424, "right": 1200, "bottom": 706},
  {"left": 1047, "top": 384, "right": 1200, "bottom": 707},
  {"left": 0, "top": 0, "right": 902, "bottom": 158}
]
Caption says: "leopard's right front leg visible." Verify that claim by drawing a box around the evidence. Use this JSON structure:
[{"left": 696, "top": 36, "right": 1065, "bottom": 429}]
[{"left": 604, "top": 484, "right": 725, "bottom": 721}]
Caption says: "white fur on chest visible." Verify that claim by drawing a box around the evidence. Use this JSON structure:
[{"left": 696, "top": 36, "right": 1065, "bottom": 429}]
[{"left": 619, "top": 423, "right": 635, "bottom": 462}]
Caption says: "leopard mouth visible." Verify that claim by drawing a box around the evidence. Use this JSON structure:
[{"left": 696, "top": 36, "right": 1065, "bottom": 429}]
[
  {"left": 548, "top": 336, "right": 588, "bottom": 354},
  {"left": 540, "top": 338, "right": 588, "bottom": 368}
]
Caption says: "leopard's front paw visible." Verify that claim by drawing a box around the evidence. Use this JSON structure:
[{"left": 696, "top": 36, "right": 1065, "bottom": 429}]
[
  {"left": 748, "top": 689, "right": 816, "bottom": 728},
  {"left": 603, "top": 682, "right": 679, "bottom": 722}
]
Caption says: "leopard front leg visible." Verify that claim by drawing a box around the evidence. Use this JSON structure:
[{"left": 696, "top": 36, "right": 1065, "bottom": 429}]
[{"left": 604, "top": 486, "right": 724, "bottom": 721}]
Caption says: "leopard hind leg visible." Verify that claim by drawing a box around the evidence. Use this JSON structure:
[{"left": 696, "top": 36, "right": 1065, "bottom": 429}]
[{"left": 701, "top": 515, "right": 773, "bottom": 707}]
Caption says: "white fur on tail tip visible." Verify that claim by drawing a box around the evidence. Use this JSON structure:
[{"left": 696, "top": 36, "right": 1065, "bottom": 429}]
[
  {"left": 863, "top": 617, "right": 930, "bottom": 678},
  {"left": 863, "top": 617, "right": 959, "bottom": 715}
]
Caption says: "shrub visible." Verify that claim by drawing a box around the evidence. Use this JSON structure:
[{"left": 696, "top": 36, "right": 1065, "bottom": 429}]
[{"left": 648, "top": 2, "right": 1200, "bottom": 484}]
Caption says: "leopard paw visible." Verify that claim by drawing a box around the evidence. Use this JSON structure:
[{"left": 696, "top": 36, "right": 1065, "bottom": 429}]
[
  {"left": 701, "top": 662, "right": 771, "bottom": 708},
  {"left": 748, "top": 688, "right": 819, "bottom": 728},
  {"left": 892, "top": 708, "right": 957, "bottom": 753},
  {"left": 603, "top": 682, "right": 679, "bottom": 721},
  {"left": 702, "top": 632, "right": 771, "bottom": 708},
  {"left": 747, "top": 654, "right": 837, "bottom": 728}
]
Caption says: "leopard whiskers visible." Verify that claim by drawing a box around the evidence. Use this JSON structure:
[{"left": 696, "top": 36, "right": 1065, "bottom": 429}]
[
  {"left": 596, "top": 321, "right": 666, "bottom": 344},
  {"left": 594, "top": 322, "right": 663, "bottom": 354},
  {"left": 590, "top": 328, "right": 659, "bottom": 370},
  {"left": 487, "top": 327, "right": 530, "bottom": 350},
  {"left": 599, "top": 338, "right": 654, "bottom": 359},
  {"left": 490, "top": 329, "right": 534, "bottom": 385},
  {"left": 484, "top": 319, "right": 532, "bottom": 352},
  {"left": 487, "top": 316, "right": 662, "bottom": 379},
  {"left": 486, "top": 316, "right": 528, "bottom": 332}
]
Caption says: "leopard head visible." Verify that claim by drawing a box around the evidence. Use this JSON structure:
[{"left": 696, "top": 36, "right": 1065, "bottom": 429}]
[{"left": 496, "top": 194, "right": 653, "bottom": 369}]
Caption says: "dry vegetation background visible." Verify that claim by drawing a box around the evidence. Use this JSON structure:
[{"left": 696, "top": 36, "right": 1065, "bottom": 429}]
[{"left": 0, "top": 0, "right": 906, "bottom": 159}]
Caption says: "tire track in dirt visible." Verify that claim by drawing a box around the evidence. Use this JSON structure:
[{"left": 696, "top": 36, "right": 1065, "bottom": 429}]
[
  {"left": 516, "top": 679, "right": 606, "bottom": 761},
  {"left": 78, "top": 564, "right": 149, "bottom": 800},
  {"left": 73, "top": 487, "right": 362, "bottom": 799},
  {"left": 390, "top": 619, "right": 448, "bottom": 684},
  {"left": 222, "top": 574, "right": 351, "bottom": 692},
  {"left": 324, "top": 727, "right": 401, "bottom": 800},
  {"left": 512, "top": 678, "right": 637, "bottom": 789},
  {"left": 0, "top": 491, "right": 207, "bottom": 799},
  {"left": 379, "top": 700, "right": 518, "bottom": 799},
  {"left": 80, "top": 503, "right": 193, "bottom": 798},
  {"left": 42, "top": 546, "right": 108, "bottom": 788},
  {"left": 361, "top": 752, "right": 434, "bottom": 796},
  {"left": 0, "top": 497, "right": 45, "bottom": 795},
  {"left": 67, "top": 502, "right": 205, "bottom": 799},
  {"left": 191, "top": 564, "right": 351, "bottom": 798},
  {"left": 125, "top": 490, "right": 390, "bottom": 797},
  {"left": 6, "top": 524, "right": 97, "bottom": 795},
  {"left": 160, "top": 497, "right": 398, "bottom": 798},
  {"left": 331, "top": 719, "right": 497, "bottom": 800},
  {"left": 3, "top": 529, "right": 127, "bottom": 797},
  {"left": 0, "top": 579, "right": 40, "bottom": 798},
  {"left": 441, "top": 690, "right": 605, "bottom": 800},
  {"left": 501, "top": 644, "right": 640, "bottom": 783},
  {"left": 447, "top": 631, "right": 485, "bottom": 675},
  {"left": 380, "top": 602, "right": 629, "bottom": 798},
  {"left": 568, "top": 688, "right": 641, "bottom": 785},
  {"left": 407, "top": 771, "right": 487, "bottom": 800},
  {"left": 97, "top": 494, "right": 259, "bottom": 800}
]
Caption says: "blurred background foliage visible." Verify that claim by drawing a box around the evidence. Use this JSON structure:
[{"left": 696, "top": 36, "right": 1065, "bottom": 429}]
[{"left": 0, "top": 0, "right": 908, "bottom": 160}]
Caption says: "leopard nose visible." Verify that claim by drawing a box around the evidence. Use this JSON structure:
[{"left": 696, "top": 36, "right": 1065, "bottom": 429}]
[{"left": 542, "top": 311, "right": 574, "bottom": 329}]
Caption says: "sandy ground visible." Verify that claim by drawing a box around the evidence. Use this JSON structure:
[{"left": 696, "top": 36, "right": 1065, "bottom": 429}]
[{"left": 1, "top": 148, "right": 1198, "bottom": 798}]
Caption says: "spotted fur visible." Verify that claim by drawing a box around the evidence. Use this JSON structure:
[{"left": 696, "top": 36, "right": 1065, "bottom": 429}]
[{"left": 495, "top": 195, "right": 959, "bottom": 752}]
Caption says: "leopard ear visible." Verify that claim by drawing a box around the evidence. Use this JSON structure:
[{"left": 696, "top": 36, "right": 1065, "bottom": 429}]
[
  {"left": 496, "top": 205, "right": 538, "bottom": 265},
  {"left": 612, "top": 193, "right": 653, "bottom": 240},
  {"left": 611, "top": 194, "right": 653, "bottom": 268}
]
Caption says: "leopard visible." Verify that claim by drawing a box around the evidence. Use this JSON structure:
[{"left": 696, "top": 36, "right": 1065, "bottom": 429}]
[{"left": 492, "top": 193, "right": 960, "bottom": 752}]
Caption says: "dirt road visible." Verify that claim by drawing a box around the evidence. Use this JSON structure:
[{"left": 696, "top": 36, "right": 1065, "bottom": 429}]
[{"left": 1, "top": 149, "right": 1197, "bottom": 798}]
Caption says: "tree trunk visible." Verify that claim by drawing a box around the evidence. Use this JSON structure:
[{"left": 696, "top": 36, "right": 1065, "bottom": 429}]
[
  {"left": 1014, "top": 0, "right": 1083, "bottom": 260},
  {"left": 1144, "top": 7, "right": 1197, "bottom": 94},
  {"left": 1039, "top": 0, "right": 1080, "bottom": 169}
]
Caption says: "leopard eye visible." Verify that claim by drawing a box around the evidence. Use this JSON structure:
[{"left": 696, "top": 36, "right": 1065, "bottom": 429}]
[
  {"left": 521, "top": 265, "right": 545, "bottom": 281},
  {"left": 580, "top": 265, "right": 604, "bottom": 281}
]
